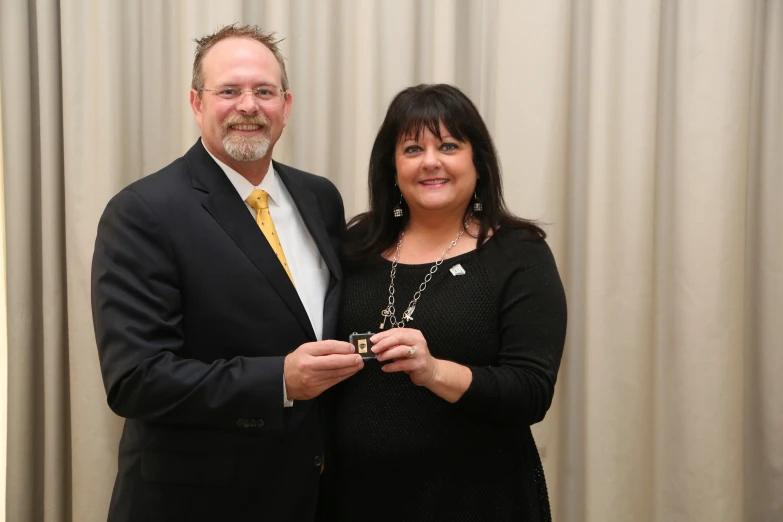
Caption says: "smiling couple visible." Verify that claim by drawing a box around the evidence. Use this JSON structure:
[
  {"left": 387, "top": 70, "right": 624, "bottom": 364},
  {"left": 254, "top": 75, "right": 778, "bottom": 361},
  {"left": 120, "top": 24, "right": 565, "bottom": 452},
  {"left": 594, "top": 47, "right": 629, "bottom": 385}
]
[{"left": 91, "top": 23, "right": 566, "bottom": 522}]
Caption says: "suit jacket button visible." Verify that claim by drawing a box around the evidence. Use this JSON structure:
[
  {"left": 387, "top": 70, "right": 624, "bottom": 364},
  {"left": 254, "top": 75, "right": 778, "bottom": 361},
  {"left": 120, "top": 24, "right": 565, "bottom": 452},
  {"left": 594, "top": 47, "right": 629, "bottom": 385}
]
[
  {"left": 313, "top": 455, "right": 322, "bottom": 467},
  {"left": 250, "top": 420, "right": 257, "bottom": 427},
  {"left": 243, "top": 420, "right": 250, "bottom": 428},
  {"left": 257, "top": 419, "right": 265, "bottom": 428},
  {"left": 236, "top": 418, "right": 244, "bottom": 427}
]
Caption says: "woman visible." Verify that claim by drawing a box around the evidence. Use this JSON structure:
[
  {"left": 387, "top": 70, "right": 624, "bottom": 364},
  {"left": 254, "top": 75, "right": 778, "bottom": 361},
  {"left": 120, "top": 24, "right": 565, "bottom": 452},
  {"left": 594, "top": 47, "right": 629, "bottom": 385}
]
[{"left": 328, "top": 84, "right": 567, "bottom": 521}]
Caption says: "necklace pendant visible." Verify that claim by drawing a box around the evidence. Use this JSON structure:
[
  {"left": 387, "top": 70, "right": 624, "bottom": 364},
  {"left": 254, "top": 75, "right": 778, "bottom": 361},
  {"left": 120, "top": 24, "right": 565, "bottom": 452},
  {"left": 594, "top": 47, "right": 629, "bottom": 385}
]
[{"left": 385, "top": 229, "right": 463, "bottom": 330}]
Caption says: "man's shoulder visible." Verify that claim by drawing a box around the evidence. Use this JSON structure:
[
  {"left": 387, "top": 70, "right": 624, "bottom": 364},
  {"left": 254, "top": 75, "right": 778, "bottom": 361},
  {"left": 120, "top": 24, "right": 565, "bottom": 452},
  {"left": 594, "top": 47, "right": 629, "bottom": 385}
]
[
  {"left": 117, "top": 154, "right": 192, "bottom": 205},
  {"left": 130, "top": 155, "right": 189, "bottom": 192},
  {"left": 104, "top": 154, "right": 192, "bottom": 219}
]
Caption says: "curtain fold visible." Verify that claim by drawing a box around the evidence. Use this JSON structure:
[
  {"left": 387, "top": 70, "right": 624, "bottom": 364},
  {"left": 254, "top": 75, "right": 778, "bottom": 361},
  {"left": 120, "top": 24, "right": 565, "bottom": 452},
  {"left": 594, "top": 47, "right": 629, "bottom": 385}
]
[
  {"left": 0, "top": 57, "right": 9, "bottom": 522},
  {"left": 744, "top": 2, "right": 783, "bottom": 520},
  {"left": 1, "top": 1, "right": 781, "bottom": 521},
  {"left": 0, "top": 0, "right": 71, "bottom": 521}
]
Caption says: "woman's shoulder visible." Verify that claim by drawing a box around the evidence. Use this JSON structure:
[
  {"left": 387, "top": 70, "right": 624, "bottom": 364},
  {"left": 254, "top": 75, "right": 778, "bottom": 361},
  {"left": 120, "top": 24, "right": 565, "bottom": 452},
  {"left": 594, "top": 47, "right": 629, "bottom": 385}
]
[
  {"left": 346, "top": 214, "right": 380, "bottom": 244},
  {"left": 483, "top": 226, "right": 557, "bottom": 269},
  {"left": 342, "top": 217, "right": 386, "bottom": 272}
]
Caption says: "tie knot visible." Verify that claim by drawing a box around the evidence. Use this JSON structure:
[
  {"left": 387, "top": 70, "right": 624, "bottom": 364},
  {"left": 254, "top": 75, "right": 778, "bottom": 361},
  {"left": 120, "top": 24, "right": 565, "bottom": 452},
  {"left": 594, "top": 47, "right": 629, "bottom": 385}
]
[{"left": 246, "top": 189, "right": 269, "bottom": 211}]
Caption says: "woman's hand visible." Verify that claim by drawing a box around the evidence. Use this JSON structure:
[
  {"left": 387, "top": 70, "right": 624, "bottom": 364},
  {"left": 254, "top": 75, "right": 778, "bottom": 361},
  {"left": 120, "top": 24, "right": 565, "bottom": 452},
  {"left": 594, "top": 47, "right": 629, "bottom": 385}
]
[{"left": 370, "top": 328, "right": 439, "bottom": 386}]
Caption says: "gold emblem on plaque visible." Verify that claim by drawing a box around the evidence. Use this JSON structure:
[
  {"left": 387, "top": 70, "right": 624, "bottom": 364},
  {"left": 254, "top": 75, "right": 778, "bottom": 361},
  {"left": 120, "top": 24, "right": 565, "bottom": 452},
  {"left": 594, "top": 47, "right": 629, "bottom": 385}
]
[{"left": 357, "top": 339, "right": 368, "bottom": 353}]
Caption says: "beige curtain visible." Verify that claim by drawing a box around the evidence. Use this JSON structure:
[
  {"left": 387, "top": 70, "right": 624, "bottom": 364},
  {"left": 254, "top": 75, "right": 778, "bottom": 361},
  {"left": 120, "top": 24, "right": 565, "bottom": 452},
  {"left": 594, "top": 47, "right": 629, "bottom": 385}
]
[
  {"left": 0, "top": 59, "right": 9, "bottom": 522},
  {"left": 1, "top": 1, "right": 781, "bottom": 521}
]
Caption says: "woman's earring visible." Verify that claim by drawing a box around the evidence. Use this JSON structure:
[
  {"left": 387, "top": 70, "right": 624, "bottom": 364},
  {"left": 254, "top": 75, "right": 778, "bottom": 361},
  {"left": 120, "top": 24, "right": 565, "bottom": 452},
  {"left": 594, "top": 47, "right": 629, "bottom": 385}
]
[
  {"left": 393, "top": 194, "right": 404, "bottom": 218},
  {"left": 472, "top": 191, "right": 483, "bottom": 213}
]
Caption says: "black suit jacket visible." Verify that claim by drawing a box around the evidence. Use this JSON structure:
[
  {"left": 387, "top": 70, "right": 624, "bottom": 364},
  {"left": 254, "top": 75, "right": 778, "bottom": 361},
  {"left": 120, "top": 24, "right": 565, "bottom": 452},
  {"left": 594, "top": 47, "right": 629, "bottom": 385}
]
[{"left": 91, "top": 140, "right": 345, "bottom": 522}]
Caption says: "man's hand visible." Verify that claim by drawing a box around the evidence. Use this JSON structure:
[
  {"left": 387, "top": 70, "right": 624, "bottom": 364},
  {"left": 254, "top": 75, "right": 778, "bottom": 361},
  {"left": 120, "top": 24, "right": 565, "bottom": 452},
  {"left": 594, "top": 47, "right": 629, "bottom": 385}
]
[{"left": 283, "top": 340, "right": 364, "bottom": 400}]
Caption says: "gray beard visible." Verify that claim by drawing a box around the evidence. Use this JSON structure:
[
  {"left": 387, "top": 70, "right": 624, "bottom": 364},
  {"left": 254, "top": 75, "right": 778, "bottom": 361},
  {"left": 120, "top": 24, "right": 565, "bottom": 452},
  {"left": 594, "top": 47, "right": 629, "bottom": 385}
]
[{"left": 223, "top": 133, "right": 270, "bottom": 162}]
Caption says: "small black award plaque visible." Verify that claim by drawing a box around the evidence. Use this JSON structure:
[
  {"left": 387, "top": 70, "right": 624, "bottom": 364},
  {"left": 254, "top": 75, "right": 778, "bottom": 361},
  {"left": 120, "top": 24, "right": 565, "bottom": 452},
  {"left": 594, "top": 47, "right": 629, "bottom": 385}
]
[{"left": 349, "top": 331, "right": 376, "bottom": 359}]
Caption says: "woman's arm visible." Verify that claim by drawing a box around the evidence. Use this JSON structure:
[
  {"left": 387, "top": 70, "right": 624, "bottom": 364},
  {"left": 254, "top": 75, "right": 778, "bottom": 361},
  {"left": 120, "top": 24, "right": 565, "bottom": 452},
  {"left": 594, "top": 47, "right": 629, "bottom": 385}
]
[
  {"left": 457, "top": 246, "right": 567, "bottom": 425},
  {"left": 370, "top": 327, "right": 474, "bottom": 402},
  {"left": 370, "top": 238, "right": 567, "bottom": 425}
]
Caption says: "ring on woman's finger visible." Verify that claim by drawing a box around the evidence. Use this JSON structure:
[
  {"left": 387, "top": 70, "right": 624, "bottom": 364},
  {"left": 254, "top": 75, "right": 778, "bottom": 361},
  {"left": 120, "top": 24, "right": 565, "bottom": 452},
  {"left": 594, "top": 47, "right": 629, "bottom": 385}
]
[{"left": 406, "top": 346, "right": 416, "bottom": 358}]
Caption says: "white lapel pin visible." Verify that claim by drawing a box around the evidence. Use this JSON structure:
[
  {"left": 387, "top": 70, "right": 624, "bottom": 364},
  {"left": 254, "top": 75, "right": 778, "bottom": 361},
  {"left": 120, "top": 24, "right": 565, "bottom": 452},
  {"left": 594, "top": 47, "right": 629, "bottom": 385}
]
[{"left": 449, "top": 263, "right": 466, "bottom": 276}]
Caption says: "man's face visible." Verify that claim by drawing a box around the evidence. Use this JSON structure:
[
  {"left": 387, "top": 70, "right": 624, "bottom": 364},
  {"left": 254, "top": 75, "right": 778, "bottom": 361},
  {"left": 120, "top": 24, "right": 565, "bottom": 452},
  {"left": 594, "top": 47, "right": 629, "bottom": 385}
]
[{"left": 190, "top": 37, "right": 292, "bottom": 167}]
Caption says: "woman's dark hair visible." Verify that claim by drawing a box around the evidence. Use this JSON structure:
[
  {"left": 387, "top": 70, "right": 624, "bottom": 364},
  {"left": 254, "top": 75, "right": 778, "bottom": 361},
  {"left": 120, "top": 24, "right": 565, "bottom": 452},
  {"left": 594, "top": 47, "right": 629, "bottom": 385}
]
[{"left": 344, "top": 83, "right": 544, "bottom": 264}]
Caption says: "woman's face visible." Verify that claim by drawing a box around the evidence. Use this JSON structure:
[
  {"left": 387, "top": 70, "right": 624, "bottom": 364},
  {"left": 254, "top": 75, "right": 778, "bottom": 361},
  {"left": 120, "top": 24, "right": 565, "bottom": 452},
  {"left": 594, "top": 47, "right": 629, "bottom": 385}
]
[{"left": 394, "top": 122, "right": 477, "bottom": 218}]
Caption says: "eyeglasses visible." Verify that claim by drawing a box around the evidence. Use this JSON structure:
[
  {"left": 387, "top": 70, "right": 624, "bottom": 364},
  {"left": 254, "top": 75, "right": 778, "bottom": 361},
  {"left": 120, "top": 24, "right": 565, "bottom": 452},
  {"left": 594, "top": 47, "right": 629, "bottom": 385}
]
[{"left": 200, "top": 85, "right": 287, "bottom": 105}]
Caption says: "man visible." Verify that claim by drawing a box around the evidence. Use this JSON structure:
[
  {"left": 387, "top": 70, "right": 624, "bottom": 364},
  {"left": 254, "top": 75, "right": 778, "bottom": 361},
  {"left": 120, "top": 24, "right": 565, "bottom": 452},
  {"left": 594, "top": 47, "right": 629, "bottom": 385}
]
[{"left": 91, "top": 24, "right": 363, "bottom": 522}]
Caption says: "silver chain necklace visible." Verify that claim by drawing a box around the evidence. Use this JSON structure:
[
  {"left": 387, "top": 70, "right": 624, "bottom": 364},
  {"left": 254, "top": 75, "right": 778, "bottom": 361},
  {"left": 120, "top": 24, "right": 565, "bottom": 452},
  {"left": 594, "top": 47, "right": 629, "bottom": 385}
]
[{"left": 379, "top": 227, "right": 465, "bottom": 329}]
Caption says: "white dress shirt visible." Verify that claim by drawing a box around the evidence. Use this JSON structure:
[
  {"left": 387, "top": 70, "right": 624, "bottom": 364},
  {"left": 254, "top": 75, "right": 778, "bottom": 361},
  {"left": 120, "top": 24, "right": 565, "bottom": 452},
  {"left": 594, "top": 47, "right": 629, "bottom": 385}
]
[{"left": 203, "top": 143, "right": 330, "bottom": 405}]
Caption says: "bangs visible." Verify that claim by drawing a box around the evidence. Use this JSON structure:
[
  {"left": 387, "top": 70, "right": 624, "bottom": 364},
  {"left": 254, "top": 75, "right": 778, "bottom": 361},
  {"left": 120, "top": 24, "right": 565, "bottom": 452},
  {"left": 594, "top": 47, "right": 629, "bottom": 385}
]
[{"left": 394, "top": 92, "right": 469, "bottom": 143}]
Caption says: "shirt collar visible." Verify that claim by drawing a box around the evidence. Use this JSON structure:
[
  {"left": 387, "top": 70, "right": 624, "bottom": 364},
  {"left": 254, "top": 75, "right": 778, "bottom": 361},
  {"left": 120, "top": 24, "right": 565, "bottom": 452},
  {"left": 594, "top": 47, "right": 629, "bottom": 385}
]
[{"left": 202, "top": 140, "right": 280, "bottom": 206}]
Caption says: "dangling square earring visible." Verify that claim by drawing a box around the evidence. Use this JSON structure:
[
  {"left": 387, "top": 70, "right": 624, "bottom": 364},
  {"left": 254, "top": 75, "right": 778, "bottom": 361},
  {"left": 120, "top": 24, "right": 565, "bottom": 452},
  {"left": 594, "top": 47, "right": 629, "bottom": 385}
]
[
  {"left": 472, "top": 191, "right": 483, "bottom": 213},
  {"left": 393, "top": 194, "right": 404, "bottom": 218}
]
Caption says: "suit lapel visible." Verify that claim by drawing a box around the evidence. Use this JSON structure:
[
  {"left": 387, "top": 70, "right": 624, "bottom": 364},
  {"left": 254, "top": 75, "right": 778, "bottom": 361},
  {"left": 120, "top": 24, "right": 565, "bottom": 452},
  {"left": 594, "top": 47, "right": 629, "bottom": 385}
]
[
  {"left": 185, "top": 141, "right": 316, "bottom": 340},
  {"left": 274, "top": 162, "right": 342, "bottom": 285}
]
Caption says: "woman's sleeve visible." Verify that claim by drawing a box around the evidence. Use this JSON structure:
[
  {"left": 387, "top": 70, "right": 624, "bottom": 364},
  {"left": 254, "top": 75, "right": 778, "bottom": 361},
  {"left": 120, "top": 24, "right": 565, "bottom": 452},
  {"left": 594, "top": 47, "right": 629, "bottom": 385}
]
[{"left": 455, "top": 239, "right": 567, "bottom": 426}]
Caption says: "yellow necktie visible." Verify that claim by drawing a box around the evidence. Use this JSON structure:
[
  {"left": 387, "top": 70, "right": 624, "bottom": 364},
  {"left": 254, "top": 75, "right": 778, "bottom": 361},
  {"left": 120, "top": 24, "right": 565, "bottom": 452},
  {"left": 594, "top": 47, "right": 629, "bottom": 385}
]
[{"left": 246, "top": 189, "right": 295, "bottom": 285}]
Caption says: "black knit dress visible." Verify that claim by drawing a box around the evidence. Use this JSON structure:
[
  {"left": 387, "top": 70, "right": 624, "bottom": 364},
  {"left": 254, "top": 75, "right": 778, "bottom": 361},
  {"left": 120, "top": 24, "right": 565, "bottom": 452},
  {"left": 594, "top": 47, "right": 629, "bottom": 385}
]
[{"left": 326, "top": 228, "right": 567, "bottom": 522}]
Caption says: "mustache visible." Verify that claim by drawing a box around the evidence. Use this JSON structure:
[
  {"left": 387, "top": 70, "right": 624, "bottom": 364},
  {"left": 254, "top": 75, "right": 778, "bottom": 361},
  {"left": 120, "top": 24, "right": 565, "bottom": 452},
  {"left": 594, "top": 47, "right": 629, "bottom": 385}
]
[{"left": 222, "top": 114, "right": 270, "bottom": 132}]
